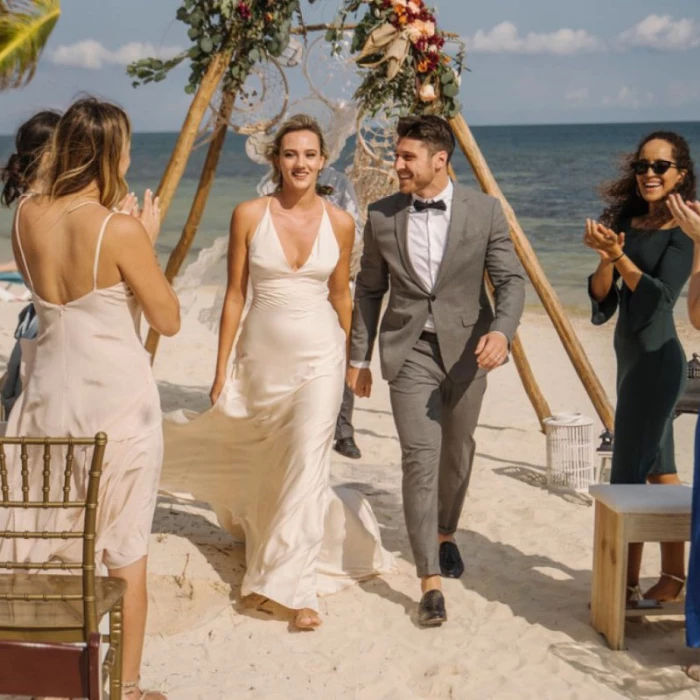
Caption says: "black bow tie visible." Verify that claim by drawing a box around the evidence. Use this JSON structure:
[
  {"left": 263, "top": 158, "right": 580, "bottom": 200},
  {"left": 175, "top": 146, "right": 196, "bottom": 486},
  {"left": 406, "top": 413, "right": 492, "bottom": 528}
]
[{"left": 413, "top": 199, "right": 447, "bottom": 212}]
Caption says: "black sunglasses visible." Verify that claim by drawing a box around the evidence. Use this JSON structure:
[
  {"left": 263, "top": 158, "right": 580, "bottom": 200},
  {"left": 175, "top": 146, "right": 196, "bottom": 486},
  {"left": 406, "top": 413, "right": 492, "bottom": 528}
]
[{"left": 631, "top": 159, "right": 679, "bottom": 176}]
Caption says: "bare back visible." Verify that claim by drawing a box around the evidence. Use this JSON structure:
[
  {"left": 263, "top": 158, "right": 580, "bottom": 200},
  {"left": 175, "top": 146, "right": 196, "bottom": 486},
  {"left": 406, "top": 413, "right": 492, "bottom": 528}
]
[{"left": 13, "top": 195, "right": 125, "bottom": 304}]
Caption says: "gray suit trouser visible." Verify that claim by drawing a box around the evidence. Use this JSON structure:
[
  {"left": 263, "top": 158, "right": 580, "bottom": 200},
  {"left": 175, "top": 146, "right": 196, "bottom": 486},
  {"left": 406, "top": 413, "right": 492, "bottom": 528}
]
[
  {"left": 389, "top": 335, "right": 486, "bottom": 578},
  {"left": 334, "top": 384, "right": 355, "bottom": 440}
]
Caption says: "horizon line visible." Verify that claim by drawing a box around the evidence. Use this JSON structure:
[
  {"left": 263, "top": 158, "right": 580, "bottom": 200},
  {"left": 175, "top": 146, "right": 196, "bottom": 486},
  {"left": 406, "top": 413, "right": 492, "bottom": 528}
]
[{"left": 1, "top": 118, "right": 699, "bottom": 137}]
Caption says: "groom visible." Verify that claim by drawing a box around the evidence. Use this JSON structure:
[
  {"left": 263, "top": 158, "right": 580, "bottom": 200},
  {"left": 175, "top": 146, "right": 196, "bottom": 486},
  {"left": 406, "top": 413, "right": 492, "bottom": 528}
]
[{"left": 346, "top": 115, "right": 525, "bottom": 626}]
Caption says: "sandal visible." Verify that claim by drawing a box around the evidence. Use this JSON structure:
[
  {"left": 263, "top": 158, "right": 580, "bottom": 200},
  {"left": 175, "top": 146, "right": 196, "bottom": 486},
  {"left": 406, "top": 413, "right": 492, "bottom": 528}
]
[
  {"left": 644, "top": 572, "right": 686, "bottom": 602},
  {"left": 123, "top": 677, "right": 167, "bottom": 699}
]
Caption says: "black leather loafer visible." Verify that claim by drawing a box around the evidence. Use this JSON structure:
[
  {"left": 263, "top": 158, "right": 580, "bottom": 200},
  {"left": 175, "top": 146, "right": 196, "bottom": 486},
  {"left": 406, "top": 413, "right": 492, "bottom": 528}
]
[
  {"left": 440, "top": 541, "right": 464, "bottom": 579},
  {"left": 333, "top": 437, "right": 361, "bottom": 459},
  {"left": 418, "top": 589, "right": 447, "bottom": 627}
]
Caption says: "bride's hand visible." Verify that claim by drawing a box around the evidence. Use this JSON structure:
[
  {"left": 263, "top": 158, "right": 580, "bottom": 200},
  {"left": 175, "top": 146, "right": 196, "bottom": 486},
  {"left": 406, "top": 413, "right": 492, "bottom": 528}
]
[{"left": 210, "top": 375, "right": 225, "bottom": 405}]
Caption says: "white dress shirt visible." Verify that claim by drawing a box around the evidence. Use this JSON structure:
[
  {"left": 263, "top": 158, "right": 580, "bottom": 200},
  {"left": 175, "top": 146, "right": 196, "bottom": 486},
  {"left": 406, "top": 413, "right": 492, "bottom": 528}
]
[{"left": 408, "top": 181, "right": 453, "bottom": 333}]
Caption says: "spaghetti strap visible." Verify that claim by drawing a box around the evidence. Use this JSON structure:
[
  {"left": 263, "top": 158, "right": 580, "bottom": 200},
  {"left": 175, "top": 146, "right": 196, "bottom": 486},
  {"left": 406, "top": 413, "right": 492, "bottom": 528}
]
[
  {"left": 66, "top": 200, "right": 103, "bottom": 214},
  {"left": 93, "top": 213, "right": 115, "bottom": 290},
  {"left": 13, "top": 195, "right": 34, "bottom": 291}
]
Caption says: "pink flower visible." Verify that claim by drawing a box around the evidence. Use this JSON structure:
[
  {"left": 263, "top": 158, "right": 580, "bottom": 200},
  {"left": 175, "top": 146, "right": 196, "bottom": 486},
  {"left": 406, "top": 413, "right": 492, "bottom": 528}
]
[
  {"left": 419, "top": 82, "right": 437, "bottom": 102},
  {"left": 406, "top": 19, "right": 436, "bottom": 44},
  {"left": 407, "top": 0, "right": 422, "bottom": 12},
  {"left": 392, "top": 0, "right": 407, "bottom": 6}
]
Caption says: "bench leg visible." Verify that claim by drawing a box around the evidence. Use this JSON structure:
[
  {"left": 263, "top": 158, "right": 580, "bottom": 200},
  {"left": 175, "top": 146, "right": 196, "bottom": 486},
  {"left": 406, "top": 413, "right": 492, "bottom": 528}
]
[{"left": 590, "top": 501, "right": 627, "bottom": 650}]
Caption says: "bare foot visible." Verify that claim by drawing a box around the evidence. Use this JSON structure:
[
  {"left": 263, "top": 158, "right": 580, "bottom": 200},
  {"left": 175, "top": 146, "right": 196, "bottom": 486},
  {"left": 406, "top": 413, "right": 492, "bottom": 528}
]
[
  {"left": 124, "top": 687, "right": 167, "bottom": 699},
  {"left": 685, "top": 664, "right": 700, "bottom": 681},
  {"left": 643, "top": 573, "right": 686, "bottom": 602},
  {"left": 293, "top": 607, "right": 322, "bottom": 630}
]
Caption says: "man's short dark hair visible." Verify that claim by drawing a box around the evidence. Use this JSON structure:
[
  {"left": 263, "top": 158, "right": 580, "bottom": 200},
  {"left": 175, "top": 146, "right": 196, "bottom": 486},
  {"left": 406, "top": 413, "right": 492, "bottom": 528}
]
[{"left": 396, "top": 115, "right": 456, "bottom": 163}]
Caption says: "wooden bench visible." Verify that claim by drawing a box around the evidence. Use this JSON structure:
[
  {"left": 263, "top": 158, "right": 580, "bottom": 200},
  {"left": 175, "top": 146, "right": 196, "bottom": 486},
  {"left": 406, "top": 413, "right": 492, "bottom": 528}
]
[{"left": 589, "top": 484, "right": 692, "bottom": 650}]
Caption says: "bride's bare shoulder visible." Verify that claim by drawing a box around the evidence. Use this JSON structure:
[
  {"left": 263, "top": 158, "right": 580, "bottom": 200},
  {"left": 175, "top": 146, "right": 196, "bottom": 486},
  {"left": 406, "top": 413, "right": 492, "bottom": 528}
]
[
  {"left": 325, "top": 201, "right": 355, "bottom": 242},
  {"left": 231, "top": 196, "right": 270, "bottom": 230}
]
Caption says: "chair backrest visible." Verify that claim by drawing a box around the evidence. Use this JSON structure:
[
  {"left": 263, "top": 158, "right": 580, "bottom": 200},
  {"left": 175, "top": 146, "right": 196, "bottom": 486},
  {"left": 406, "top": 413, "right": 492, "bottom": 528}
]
[{"left": 0, "top": 432, "right": 107, "bottom": 636}]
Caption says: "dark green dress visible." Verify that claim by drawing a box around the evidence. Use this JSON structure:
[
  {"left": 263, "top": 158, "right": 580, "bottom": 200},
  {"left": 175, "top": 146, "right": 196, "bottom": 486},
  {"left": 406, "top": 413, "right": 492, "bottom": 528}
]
[{"left": 588, "top": 222, "right": 693, "bottom": 484}]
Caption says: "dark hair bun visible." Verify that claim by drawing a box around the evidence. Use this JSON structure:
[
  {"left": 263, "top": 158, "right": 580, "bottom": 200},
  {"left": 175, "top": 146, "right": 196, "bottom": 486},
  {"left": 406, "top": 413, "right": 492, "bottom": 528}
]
[{"left": 1, "top": 153, "right": 27, "bottom": 207}]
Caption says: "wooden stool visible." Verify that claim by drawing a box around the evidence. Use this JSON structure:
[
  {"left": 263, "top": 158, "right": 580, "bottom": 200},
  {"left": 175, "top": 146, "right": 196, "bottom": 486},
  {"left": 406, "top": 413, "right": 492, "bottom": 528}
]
[{"left": 589, "top": 484, "right": 692, "bottom": 650}]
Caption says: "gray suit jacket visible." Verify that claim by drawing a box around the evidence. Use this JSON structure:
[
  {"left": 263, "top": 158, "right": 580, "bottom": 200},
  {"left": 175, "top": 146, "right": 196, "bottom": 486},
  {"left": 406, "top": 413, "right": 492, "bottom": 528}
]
[{"left": 350, "top": 183, "right": 526, "bottom": 383}]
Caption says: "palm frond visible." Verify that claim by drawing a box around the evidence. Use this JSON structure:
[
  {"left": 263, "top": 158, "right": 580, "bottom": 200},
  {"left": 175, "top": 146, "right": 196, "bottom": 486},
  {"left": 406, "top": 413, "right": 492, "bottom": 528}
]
[{"left": 0, "top": 0, "right": 60, "bottom": 90}]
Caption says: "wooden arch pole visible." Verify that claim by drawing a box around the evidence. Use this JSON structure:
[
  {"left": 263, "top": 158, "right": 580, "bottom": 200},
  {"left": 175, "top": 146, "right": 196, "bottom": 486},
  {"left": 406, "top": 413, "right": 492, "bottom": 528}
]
[
  {"left": 447, "top": 165, "right": 551, "bottom": 431},
  {"left": 146, "top": 90, "right": 236, "bottom": 360},
  {"left": 155, "top": 51, "right": 232, "bottom": 223},
  {"left": 449, "top": 113, "right": 615, "bottom": 432}
]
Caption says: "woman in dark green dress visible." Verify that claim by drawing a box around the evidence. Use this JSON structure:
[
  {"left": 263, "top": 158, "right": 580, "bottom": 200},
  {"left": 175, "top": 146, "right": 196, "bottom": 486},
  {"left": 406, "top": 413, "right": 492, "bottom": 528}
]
[{"left": 586, "top": 131, "right": 696, "bottom": 603}]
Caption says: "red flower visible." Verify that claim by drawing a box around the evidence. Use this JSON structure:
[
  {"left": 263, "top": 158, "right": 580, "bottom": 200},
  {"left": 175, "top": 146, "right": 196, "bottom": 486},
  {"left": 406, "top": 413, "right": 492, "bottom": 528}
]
[{"left": 237, "top": 2, "right": 252, "bottom": 20}]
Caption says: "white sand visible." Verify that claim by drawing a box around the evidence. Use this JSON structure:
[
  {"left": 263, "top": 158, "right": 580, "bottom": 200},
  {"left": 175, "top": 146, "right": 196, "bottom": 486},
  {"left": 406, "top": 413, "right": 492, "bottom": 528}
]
[{"left": 1, "top": 288, "right": 700, "bottom": 699}]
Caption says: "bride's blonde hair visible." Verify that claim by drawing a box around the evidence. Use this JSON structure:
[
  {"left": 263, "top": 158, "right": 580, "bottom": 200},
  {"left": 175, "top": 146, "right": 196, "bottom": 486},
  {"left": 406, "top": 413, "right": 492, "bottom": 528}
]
[{"left": 266, "top": 114, "right": 329, "bottom": 189}]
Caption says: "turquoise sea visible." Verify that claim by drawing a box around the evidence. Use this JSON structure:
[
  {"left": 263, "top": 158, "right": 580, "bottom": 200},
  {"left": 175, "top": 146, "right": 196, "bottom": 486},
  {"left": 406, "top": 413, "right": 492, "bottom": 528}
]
[{"left": 1, "top": 121, "right": 699, "bottom": 312}]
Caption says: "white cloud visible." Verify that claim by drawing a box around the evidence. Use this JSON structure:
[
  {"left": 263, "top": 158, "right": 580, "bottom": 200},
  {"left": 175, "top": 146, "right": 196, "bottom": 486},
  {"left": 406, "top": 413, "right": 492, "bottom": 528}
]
[
  {"left": 619, "top": 15, "right": 700, "bottom": 51},
  {"left": 50, "top": 40, "right": 184, "bottom": 69},
  {"left": 602, "top": 86, "right": 655, "bottom": 109},
  {"left": 465, "top": 22, "right": 604, "bottom": 55},
  {"left": 565, "top": 87, "right": 590, "bottom": 106}
]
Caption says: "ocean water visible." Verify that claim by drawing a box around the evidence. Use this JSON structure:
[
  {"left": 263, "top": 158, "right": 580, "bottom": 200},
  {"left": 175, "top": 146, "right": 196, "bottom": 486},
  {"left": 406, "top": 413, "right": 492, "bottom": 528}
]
[{"left": 1, "top": 121, "right": 699, "bottom": 312}]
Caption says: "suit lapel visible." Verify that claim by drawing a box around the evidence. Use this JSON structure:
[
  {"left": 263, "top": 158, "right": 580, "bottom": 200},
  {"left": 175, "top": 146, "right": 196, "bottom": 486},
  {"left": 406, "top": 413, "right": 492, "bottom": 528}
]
[
  {"left": 394, "top": 194, "right": 430, "bottom": 293},
  {"left": 433, "top": 185, "right": 468, "bottom": 292}
]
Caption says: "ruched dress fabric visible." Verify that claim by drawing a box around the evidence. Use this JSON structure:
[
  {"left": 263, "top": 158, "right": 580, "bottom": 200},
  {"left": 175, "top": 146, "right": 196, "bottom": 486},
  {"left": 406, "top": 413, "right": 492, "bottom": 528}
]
[
  {"left": 588, "top": 223, "right": 693, "bottom": 484},
  {"left": 0, "top": 200, "right": 163, "bottom": 570},
  {"left": 162, "top": 198, "right": 394, "bottom": 612}
]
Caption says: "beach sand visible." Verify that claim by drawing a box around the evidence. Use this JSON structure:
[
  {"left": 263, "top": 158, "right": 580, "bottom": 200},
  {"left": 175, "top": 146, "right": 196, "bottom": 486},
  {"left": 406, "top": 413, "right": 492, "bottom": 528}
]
[{"left": 1, "top": 288, "right": 700, "bottom": 699}]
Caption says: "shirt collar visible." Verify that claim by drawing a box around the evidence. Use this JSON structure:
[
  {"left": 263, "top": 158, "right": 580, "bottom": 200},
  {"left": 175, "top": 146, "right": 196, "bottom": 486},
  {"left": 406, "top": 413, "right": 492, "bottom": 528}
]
[{"left": 412, "top": 180, "right": 454, "bottom": 206}]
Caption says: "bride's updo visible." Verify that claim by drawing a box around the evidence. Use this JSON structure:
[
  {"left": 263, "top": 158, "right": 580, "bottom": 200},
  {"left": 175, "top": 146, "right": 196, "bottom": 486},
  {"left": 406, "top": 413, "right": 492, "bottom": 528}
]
[
  {"left": 44, "top": 97, "right": 131, "bottom": 210},
  {"left": 1, "top": 110, "right": 61, "bottom": 207},
  {"left": 266, "top": 113, "right": 329, "bottom": 190}
]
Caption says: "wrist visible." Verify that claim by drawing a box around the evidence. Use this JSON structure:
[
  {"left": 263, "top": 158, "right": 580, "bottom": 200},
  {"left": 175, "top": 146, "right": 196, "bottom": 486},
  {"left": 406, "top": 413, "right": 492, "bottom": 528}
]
[{"left": 610, "top": 251, "right": 625, "bottom": 263}]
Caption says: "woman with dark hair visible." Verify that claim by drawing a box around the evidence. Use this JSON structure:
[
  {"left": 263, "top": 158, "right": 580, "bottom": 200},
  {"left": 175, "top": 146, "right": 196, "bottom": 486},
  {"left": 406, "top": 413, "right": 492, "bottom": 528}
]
[
  {"left": 0, "top": 97, "right": 180, "bottom": 699},
  {"left": 0, "top": 109, "right": 61, "bottom": 207},
  {"left": 585, "top": 131, "right": 695, "bottom": 604},
  {"left": 162, "top": 114, "right": 393, "bottom": 631},
  {"left": 0, "top": 111, "right": 61, "bottom": 415}
]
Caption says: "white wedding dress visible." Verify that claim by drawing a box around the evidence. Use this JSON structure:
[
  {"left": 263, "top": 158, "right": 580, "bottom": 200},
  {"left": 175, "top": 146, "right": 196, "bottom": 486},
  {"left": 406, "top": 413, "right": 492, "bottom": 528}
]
[{"left": 162, "top": 198, "right": 394, "bottom": 612}]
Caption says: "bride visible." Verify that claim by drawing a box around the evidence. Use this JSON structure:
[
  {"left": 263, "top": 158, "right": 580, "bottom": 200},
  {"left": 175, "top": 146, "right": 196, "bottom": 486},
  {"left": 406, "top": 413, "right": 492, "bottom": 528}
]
[{"left": 163, "top": 114, "right": 394, "bottom": 630}]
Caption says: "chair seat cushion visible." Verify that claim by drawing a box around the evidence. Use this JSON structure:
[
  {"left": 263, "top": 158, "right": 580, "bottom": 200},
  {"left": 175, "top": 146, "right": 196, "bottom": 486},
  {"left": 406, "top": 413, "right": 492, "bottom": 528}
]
[
  {"left": 589, "top": 484, "right": 692, "bottom": 514},
  {"left": 0, "top": 574, "right": 126, "bottom": 631}
]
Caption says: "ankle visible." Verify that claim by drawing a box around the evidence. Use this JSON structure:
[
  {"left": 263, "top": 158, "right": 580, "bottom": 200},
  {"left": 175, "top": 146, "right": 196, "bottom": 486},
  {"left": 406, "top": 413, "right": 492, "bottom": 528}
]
[
  {"left": 421, "top": 575, "right": 442, "bottom": 593},
  {"left": 438, "top": 533, "right": 455, "bottom": 545}
]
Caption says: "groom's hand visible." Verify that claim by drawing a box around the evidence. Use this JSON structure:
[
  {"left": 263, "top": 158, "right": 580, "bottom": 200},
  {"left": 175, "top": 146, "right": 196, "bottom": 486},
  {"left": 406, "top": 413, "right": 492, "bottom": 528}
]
[
  {"left": 475, "top": 332, "right": 509, "bottom": 370},
  {"left": 346, "top": 366, "right": 372, "bottom": 398}
]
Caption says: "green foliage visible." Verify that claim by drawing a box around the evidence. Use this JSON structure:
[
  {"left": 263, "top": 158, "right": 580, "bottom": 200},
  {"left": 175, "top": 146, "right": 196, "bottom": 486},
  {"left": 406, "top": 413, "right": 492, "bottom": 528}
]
[
  {"left": 0, "top": 0, "right": 61, "bottom": 90},
  {"left": 127, "top": 0, "right": 306, "bottom": 96},
  {"left": 330, "top": 0, "right": 465, "bottom": 119}
]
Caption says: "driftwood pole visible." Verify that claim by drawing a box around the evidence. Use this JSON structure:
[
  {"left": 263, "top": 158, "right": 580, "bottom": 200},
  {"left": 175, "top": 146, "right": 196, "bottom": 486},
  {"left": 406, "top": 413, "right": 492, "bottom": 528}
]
[
  {"left": 146, "top": 90, "right": 236, "bottom": 360},
  {"left": 449, "top": 113, "right": 615, "bottom": 432},
  {"left": 155, "top": 51, "right": 232, "bottom": 224}
]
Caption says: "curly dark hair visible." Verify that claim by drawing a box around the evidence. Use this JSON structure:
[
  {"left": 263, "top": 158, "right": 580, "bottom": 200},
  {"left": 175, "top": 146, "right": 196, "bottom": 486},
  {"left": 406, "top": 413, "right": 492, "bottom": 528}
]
[
  {"left": 1, "top": 109, "right": 61, "bottom": 207},
  {"left": 599, "top": 130, "right": 697, "bottom": 230}
]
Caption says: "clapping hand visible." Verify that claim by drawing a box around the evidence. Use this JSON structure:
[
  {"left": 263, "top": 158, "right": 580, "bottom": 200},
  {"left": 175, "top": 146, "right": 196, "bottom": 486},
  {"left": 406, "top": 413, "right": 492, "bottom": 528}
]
[
  {"left": 668, "top": 193, "right": 700, "bottom": 244},
  {"left": 116, "top": 192, "right": 138, "bottom": 216},
  {"left": 137, "top": 189, "right": 161, "bottom": 243},
  {"left": 583, "top": 219, "right": 625, "bottom": 262}
]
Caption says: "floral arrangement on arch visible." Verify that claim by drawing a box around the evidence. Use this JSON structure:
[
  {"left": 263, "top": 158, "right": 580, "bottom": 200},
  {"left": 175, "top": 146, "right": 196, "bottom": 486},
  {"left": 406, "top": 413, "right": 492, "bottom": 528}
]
[{"left": 328, "top": 0, "right": 465, "bottom": 118}]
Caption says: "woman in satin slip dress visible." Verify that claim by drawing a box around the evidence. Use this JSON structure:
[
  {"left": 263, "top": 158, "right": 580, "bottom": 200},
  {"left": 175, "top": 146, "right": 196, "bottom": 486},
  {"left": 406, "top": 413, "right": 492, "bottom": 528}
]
[
  {"left": 2, "top": 97, "right": 180, "bottom": 699},
  {"left": 162, "top": 114, "right": 394, "bottom": 632}
]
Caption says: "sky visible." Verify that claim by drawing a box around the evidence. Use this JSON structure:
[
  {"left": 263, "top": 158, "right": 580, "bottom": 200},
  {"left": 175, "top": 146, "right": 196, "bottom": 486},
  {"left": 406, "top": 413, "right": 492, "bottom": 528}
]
[{"left": 0, "top": 0, "right": 699, "bottom": 133}]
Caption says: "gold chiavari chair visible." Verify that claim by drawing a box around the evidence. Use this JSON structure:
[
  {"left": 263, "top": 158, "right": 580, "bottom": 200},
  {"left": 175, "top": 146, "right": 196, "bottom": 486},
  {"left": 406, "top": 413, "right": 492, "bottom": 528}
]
[{"left": 0, "top": 432, "right": 127, "bottom": 699}]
